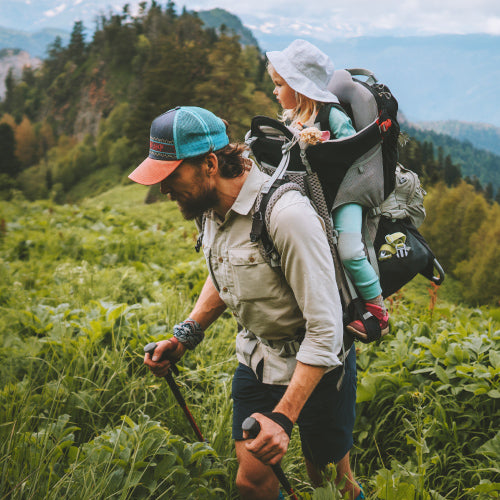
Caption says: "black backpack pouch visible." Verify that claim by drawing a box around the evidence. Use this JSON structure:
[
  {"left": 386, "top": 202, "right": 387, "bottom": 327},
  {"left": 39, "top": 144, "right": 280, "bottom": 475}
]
[{"left": 374, "top": 217, "right": 445, "bottom": 298}]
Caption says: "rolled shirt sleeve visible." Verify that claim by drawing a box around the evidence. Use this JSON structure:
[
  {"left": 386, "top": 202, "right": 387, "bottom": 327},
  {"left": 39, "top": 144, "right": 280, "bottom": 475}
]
[{"left": 268, "top": 190, "right": 344, "bottom": 369}]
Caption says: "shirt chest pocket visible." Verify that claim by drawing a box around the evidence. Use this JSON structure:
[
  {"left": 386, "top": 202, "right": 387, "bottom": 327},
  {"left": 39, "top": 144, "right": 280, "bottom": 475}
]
[{"left": 229, "top": 247, "right": 282, "bottom": 301}]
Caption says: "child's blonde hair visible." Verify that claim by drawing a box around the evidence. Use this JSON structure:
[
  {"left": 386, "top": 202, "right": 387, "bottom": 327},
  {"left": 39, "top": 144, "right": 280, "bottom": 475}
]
[{"left": 267, "top": 63, "right": 322, "bottom": 129}]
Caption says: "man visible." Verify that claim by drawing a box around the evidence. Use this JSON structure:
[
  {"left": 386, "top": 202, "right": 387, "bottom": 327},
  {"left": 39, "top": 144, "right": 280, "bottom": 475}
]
[{"left": 129, "top": 106, "right": 363, "bottom": 500}]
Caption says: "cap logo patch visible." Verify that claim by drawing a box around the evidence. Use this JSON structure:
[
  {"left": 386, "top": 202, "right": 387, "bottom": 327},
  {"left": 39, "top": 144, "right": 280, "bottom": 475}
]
[{"left": 150, "top": 137, "right": 176, "bottom": 158}]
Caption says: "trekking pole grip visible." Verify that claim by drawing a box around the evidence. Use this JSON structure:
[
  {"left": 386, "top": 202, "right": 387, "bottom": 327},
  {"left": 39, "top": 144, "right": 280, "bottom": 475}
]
[
  {"left": 241, "top": 417, "right": 300, "bottom": 500},
  {"left": 242, "top": 416, "right": 260, "bottom": 439},
  {"left": 144, "top": 341, "right": 179, "bottom": 375}
]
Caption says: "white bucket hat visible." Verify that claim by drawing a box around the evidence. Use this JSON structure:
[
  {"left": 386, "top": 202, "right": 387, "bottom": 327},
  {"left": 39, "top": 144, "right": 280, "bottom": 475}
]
[{"left": 266, "top": 39, "right": 339, "bottom": 104}]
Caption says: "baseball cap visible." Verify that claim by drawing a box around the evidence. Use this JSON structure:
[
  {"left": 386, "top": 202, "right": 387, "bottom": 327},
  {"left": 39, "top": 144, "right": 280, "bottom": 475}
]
[{"left": 128, "top": 106, "right": 229, "bottom": 185}]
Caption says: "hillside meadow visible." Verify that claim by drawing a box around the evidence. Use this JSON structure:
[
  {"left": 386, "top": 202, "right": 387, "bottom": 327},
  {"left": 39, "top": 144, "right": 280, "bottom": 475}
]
[{"left": 0, "top": 185, "right": 498, "bottom": 499}]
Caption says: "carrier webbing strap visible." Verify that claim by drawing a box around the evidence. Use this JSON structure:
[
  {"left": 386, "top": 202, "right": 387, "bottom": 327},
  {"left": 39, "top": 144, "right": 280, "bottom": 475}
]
[
  {"left": 250, "top": 143, "right": 295, "bottom": 249},
  {"left": 250, "top": 178, "right": 290, "bottom": 262}
]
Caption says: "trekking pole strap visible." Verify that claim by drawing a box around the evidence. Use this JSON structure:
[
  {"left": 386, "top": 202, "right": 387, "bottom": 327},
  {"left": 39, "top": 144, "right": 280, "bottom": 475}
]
[{"left": 261, "top": 412, "right": 294, "bottom": 438}]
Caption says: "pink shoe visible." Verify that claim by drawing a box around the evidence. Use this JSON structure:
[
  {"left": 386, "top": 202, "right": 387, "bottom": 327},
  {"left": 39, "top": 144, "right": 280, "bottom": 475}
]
[{"left": 347, "top": 302, "right": 389, "bottom": 341}]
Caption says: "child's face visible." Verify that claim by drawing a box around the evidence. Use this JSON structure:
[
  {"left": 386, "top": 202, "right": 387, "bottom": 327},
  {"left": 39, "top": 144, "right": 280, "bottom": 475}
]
[{"left": 271, "top": 72, "right": 297, "bottom": 110}]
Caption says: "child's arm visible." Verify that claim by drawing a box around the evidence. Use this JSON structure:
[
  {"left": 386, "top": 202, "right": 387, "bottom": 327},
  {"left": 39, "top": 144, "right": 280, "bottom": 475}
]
[{"left": 328, "top": 106, "right": 356, "bottom": 139}]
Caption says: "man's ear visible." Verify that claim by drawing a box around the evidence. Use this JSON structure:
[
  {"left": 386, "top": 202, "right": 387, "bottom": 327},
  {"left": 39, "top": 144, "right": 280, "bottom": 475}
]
[{"left": 204, "top": 152, "right": 218, "bottom": 177}]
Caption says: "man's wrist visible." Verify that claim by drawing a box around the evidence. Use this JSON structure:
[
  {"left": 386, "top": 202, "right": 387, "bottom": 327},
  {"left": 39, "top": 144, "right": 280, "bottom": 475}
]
[
  {"left": 262, "top": 411, "right": 294, "bottom": 438},
  {"left": 173, "top": 318, "right": 204, "bottom": 350}
]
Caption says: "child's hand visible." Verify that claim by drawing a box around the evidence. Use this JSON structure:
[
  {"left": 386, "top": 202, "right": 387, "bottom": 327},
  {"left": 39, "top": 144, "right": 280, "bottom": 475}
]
[{"left": 299, "top": 127, "right": 330, "bottom": 145}]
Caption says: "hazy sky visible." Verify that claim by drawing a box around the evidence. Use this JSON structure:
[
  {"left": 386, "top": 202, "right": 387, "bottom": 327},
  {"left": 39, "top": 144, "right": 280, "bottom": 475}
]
[
  {"left": 3, "top": 0, "right": 499, "bottom": 37},
  {"left": 186, "top": 0, "right": 500, "bottom": 38}
]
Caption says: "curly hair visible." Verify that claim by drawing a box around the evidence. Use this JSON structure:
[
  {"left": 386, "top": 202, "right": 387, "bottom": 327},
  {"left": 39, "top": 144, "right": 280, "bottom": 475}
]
[{"left": 191, "top": 143, "right": 252, "bottom": 178}]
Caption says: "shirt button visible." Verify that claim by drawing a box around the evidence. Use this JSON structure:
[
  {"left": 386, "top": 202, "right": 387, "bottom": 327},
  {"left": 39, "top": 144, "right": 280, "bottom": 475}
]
[
  {"left": 222, "top": 287, "right": 228, "bottom": 292},
  {"left": 249, "top": 256, "right": 255, "bottom": 262},
  {"left": 218, "top": 257, "right": 223, "bottom": 263}
]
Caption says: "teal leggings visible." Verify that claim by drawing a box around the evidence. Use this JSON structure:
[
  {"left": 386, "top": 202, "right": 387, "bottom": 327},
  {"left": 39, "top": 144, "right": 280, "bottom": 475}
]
[{"left": 332, "top": 203, "right": 382, "bottom": 300}]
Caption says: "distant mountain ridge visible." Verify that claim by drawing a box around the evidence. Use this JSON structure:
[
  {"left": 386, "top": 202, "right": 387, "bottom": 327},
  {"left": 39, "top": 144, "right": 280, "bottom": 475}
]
[
  {"left": 402, "top": 122, "right": 500, "bottom": 191},
  {"left": 0, "top": 25, "right": 69, "bottom": 58},
  {"left": 413, "top": 120, "right": 500, "bottom": 157},
  {"left": 196, "top": 8, "right": 259, "bottom": 47}
]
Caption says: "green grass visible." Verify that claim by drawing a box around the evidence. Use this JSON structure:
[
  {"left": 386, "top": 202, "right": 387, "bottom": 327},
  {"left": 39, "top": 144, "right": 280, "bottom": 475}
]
[{"left": 0, "top": 187, "right": 498, "bottom": 499}]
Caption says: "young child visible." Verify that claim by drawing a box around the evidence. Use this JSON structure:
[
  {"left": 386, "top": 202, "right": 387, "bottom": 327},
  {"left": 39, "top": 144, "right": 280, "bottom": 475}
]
[{"left": 266, "top": 39, "right": 389, "bottom": 338}]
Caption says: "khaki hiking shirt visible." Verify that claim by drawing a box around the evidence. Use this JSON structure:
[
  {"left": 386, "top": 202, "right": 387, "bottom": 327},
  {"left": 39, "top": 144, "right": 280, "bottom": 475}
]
[{"left": 200, "top": 163, "right": 343, "bottom": 385}]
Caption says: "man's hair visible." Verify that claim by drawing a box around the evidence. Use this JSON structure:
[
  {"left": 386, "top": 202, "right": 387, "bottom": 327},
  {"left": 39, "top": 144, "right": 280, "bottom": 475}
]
[{"left": 192, "top": 143, "right": 251, "bottom": 178}]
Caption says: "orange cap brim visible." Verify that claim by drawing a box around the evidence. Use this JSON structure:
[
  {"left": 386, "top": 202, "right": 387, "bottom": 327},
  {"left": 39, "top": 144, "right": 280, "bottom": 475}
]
[{"left": 128, "top": 157, "right": 183, "bottom": 185}]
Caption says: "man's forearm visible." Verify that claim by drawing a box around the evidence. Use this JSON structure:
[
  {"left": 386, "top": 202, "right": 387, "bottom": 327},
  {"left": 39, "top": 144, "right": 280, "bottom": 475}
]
[
  {"left": 189, "top": 276, "right": 227, "bottom": 330},
  {"left": 273, "top": 361, "right": 326, "bottom": 423}
]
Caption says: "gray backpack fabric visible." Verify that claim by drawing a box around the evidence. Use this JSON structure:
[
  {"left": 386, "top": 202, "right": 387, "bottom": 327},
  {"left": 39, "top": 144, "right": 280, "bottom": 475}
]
[
  {"left": 243, "top": 68, "right": 445, "bottom": 341},
  {"left": 326, "top": 69, "right": 386, "bottom": 211},
  {"left": 369, "top": 163, "right": 426, "bottom": 228}
]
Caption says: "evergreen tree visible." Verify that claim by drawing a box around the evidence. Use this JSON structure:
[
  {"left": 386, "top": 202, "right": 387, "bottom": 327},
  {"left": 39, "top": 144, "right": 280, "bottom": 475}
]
[
  {"left": 0, "top": 123, "right": 20, "bottom": 176},
  {"left": 194, "top": 34, "right": 259, "bottom": 139},
  {"left": 43, "top": 36, "right": 67, "bottom": 87},
  {"left": 166, "top": 0, "right": 177, "bottom": 19},
  {"left": 484, "top": 182, "right": 494, "bottom": 202},
  {"left": 126, "top": 13, "right": 211, "bottom": 150},
  {"left": 443, "top": 154, "right": 461, "bottom": 186},
  {"left": 68, "top": 21, "right": 87, "bottom": 66},
  {"left": 2, "top": 68, "right": 16, "bottom": 114}
]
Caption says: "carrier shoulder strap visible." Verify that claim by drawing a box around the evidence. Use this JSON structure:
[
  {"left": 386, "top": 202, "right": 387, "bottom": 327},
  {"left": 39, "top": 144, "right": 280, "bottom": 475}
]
[
  {"left": 315, "top": 102, "right": 350, "bottom": 132},
  {"left": 250, "top": 178, "right": 291, "bottom": 262},
  {"left": 251, "top": 178, "right": 304, "bottom": 267}
]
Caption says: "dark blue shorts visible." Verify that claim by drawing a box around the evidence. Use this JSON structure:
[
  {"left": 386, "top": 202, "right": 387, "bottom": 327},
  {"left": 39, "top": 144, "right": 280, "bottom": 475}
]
[{"left": 232, "top": 347, "right": 357, "bottom": 467}]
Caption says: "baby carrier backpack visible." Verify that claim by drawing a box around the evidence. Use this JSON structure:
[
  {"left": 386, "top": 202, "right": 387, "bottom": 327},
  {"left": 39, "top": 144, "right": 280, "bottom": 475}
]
[{"left": 245, "top": 68, "right": 445, "bottom": 343}]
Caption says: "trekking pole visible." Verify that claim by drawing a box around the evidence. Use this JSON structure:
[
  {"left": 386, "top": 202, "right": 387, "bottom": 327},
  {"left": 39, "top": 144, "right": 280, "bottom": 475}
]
[
  {"left": 242, "top": 417, "right": 300, "bottom": 500},
  {"left": 144, "top": 341, "right": 205, "bottom": 442}
]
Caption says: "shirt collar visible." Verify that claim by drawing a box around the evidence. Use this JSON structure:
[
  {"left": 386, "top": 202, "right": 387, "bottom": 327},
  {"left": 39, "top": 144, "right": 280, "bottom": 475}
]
[{"left": 229, "top": 162, "right": 269, "bottom": 216}]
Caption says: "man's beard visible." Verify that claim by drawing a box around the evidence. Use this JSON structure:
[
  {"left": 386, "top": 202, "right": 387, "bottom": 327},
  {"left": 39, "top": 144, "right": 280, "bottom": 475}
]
[{"left": 176, "top": 186, "right": 219, "bottom": 220}]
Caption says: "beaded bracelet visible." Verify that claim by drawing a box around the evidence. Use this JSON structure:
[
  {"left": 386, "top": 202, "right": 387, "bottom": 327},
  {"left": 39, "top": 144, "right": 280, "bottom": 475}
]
[{"left": 173, "top": 318, "right": 205, "bottom": 350}]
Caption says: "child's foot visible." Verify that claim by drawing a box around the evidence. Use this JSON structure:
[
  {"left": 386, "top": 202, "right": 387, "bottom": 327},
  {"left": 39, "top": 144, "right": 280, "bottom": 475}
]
[{"left": 347, "top": 302, "right": 389, "bottom": 340}]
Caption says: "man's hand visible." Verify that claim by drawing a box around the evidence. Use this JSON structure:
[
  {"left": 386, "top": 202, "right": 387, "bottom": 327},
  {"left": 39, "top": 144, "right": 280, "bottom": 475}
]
[
  {"left": 243, "top": 413, "right": 290, "bottom": 465},
  {"left": 144, "top": 337, "right": 186, "bottom": 377}
]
